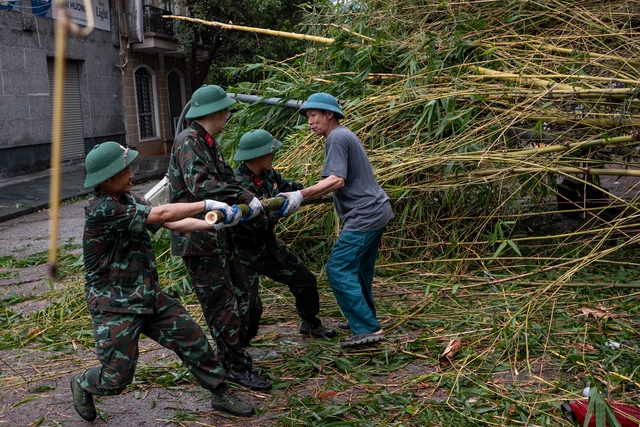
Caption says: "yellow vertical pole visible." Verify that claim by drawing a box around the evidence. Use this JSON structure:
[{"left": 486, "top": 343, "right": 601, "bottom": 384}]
[
  {"left": 47, "top": 3, "right": 94, "bottom": 279},
  {"left": 48, "top": 4, "right": 67, "bottom": 279}
]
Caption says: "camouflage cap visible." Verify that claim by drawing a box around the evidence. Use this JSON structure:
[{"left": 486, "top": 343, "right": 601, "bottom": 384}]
[
  {"left": 233, "top": 129, "right": 282, "bottom": 162},
  {"left": 84, "top": 141, "right": 138, "bottom": 188},
  {"left": 186, "top": 84, "right": 236, "bottom": 119}
]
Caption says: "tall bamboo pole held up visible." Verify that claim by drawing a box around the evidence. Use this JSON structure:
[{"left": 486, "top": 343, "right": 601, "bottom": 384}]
[{"left": 48, "top": 8, "right": 67, "bottom": 279}]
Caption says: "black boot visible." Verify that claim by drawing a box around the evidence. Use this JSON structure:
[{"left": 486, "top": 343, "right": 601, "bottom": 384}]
[
  {"left": 337, "top": 321, "right": 350, "bottom": 331},
  {"left": 227, "top": 368, "right": 272, "bottom": 391},
  {"left": 299, "top": 320, "right": 337, "bottom": 338}
]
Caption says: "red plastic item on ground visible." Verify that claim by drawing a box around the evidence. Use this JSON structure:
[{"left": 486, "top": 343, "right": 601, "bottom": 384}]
[{"left": 561, "top": 399, "right": 640, "bottom": 427}]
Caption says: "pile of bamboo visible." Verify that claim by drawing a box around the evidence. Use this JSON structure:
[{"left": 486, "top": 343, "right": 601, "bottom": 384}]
[{"left": 178, "top": 0, "right": 640, "bottom": 285}]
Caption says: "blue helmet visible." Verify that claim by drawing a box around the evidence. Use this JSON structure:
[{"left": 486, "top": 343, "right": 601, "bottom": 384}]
[{"left": 299, "top": 92, "right": 345, "bottom": 119}]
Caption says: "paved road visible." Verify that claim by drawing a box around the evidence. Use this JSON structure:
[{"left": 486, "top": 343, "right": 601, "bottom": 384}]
[{"left": 0, "top": 181, "right": 295, "bottom": 427}]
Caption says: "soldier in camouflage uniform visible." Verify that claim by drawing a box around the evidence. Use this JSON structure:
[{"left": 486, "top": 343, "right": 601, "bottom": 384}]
[
  {"left": 168, "top": 85, "right": 271, "bottom": 392},
  {"left": 232, "top": 129, "right": 336, "bottom": 344},
  {"left": 71, "top": 141, "right": 255, "bottom": 423}
]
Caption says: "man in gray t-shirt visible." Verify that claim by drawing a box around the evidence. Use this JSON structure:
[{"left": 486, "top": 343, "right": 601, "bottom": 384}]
[{"left": 277, "top": 92, "right": 394, "bottom": 348}]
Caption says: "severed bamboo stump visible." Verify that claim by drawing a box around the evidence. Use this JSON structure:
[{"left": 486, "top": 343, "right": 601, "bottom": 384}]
[{"left": 204, "top": 195, "right": 332, "bottom": 225}]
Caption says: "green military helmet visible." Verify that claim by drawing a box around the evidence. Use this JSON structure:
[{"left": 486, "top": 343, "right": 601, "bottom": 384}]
[
  {"left": 233, "top": 129, "right": 282, "bottom": 162},
  {"left": 186, "top": 84, "right": 236, "bottom": 119},
  {"left": 84, "top": 141, "right": 138, "bottom": 188}
]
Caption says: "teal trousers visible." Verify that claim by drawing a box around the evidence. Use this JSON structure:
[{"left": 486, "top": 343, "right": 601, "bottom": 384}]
[{"left": 326, "top": 227, "right": 385, "bottom": 335}]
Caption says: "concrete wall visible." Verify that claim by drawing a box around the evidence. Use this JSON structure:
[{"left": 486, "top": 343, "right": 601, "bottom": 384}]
[{"left": 0, "top": 5, "right": 125, "bottom": 179}]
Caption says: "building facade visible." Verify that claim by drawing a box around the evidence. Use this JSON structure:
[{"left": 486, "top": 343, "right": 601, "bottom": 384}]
[{"left": 0, "top": 0, "right": 193, "bottom": 179}]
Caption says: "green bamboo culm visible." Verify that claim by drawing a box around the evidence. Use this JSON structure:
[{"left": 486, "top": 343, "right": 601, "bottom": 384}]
[{"left": 204, "top": 195, "right": 332, "bottom": 224}]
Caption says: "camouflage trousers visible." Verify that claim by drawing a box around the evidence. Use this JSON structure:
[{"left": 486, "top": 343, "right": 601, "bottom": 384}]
[
  {"left": 237, "top": 245, "right": 321, "bottom": 344},
  {"left": 79, "top": 292, "right": 225, "bottom": 395},
  {"left": 182, "top": 253, "right": 253, "bottom": 372}
]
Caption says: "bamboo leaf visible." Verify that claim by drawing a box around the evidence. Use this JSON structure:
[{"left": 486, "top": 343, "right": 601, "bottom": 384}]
[
  {"left": 492, "top": 241, "right": 508, "bottom": 259},
  {"left": 506, "top": 240, "right": 522, "bottom": 257}
]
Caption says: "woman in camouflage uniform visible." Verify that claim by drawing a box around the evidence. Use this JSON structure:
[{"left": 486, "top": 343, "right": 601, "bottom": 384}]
[{"left": 72, "top": 141, "right": 254, "bottom": 422}]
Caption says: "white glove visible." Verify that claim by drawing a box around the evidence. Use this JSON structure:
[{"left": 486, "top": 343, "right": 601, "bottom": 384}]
[
  {"left": 204, "top": 200, "right": 241, "bottom": 226},
  {"left": 276, "top": 190, "right": 303, "bottom": 217},
  {"left": 243, "top": 196, "right": 263, "bottom": 221},
  {"left": 214, "top": 205, "right": 241, "bottom": 229}
]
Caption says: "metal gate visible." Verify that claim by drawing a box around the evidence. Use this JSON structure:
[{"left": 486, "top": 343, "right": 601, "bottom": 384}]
[{"left": 47, "top": 59, "right": 85, "bottom": 161}]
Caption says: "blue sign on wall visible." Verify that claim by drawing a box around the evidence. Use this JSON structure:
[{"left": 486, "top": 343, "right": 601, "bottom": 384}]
[
  {"left": 31, "top": 0, "right": 52, "bottom": 17},
  {"left": 3, "top": 0, "right": 111, "bottom": 31},
  {"left": 0, "top": 0, "right": 21, "bottom": 11}
]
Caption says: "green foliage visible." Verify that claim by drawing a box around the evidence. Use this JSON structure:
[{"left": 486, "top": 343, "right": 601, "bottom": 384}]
[
  {"left": 0, "top": 242, "right": 82, "bottom": 275},
  {"left": 176, "top": 0, "right": 312, "bottom": 88},
  {"left": 582, "top": 386, "right": 623, "bottom": 427},
  {"left": 206, "top": 0, "right": 640, "bottom": 283},
  {"left": 0, "top": 252, "right": 48, "bottom": 269},
  {"left": 152, "top": 229, "right": 195, "bottom": 299}
]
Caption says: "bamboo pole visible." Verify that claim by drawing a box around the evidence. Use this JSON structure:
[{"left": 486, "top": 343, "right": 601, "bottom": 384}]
[
  {"left": 48, "top": 11, "right": 67, "bottom": 279},
  {"left": 475, "top": 66, "right": 575, "bottom": 91},
  {"left": 512, "top": 88, "right": 640, "bottom": 99},
  {"left": 204, "top": 195, "right": 332, "bottom": 225},
  {"left": 468, "top": 73, "right": 640, "bottom": 86},
  {"left": 48, "top": 4, "right": 95, "bottom": 279},
  {"left": 534, "top": 42, "right": 640, "bottom": 68},
  {"left": 510, "top": 133, "right": 640, "bottom": 157},
  {"left": 519, "top": 281, "right": 640, "bottom": 289},
  {"left": 476, "top": 40, "right": 640, "bottom": 67},
  {"left": 469, "top": 167, "right": 640, "bottom": 178},
  {"left": 488, "top": 107, "right": 640, "bottom": 128},
  {"left": 164, "top": 15, "right": 335, "bottom": 44}
]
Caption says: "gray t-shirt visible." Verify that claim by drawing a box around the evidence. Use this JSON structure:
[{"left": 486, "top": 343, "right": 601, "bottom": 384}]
[{"left": 322, "top": 126, "right": 394, "bottom": 232}]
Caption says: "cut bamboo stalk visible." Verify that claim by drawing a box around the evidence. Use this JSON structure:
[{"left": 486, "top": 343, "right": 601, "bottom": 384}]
[
  {"left": 468, "top": 73, "right": 640, "bottom": 86},
  {"left": 475, "top": 66, "right": 575, "bottom": 91},
  {"left": 534, "top": 43, "right": 640, "bottom": 67},
  {"left": 509, "top": 134, "right": 640, "bottom": 156},
  {"left": 518, "top": 281, "right": 640, "bottom": 288},
  {"left": 48, "top": 13, "right": 66, "bottom": 280},
  {"left": 164, "top": 15, "right": 335, "bottom": 44},
  {"left": 204, "top": 195, "right": 332, "bottom": 225},
  {"left": 488, "top": 107, "right": 640, "bottom": 127},
  {"left": 514, "top": 88, "right": 640, "bottom": 99},
  {"left": 469, "top": 167, "right": 640, "bottom": 178}
]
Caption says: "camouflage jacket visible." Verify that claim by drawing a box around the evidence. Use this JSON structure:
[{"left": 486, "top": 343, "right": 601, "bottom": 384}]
[
  {"left": 83, "top": 189, "right": 164, "bottom": 314},
  {"left": 232, "top": 162, "right": 303, "bottom": 261},
  {"left": 168, "top": 122, "right": 254, "bottom": 256}
]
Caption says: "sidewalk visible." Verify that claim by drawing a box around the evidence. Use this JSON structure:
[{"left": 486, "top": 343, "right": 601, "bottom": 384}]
[{"left": 0, "top": 154, "right": 170, "bottom": 223}]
